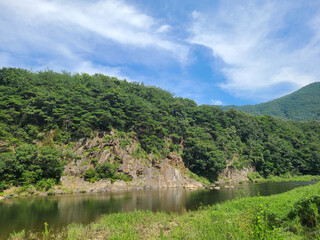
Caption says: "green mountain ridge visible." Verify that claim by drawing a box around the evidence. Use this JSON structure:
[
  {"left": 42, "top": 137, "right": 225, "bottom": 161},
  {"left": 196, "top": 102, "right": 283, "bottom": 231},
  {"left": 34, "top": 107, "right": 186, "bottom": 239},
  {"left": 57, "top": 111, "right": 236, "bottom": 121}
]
[
  {"left": 1, "top": 68, "right": 320, "bottom": 192},
  {"left": 221, "top": 82, "right": 320, "bottom": 121}
]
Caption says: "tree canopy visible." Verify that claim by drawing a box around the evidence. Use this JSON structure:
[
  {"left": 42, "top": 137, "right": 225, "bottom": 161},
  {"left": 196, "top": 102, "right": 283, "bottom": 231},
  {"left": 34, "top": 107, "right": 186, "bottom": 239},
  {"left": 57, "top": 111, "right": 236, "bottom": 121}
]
[{"left": 1, "top": 67, "right": 320, "bottom": 186}]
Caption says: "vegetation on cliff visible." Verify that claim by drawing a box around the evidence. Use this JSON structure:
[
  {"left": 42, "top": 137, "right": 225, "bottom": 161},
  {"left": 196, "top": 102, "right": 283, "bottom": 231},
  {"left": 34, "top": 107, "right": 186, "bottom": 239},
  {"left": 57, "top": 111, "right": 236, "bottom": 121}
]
[
  {"left": 9, "top": 182, "right": 320, "bottom": 239},
  {"left": 221, "top": 82, "right": 320, "bottom": 121},
  {"left": 1, "top": 68, "right": 320, "bottom": 190}
]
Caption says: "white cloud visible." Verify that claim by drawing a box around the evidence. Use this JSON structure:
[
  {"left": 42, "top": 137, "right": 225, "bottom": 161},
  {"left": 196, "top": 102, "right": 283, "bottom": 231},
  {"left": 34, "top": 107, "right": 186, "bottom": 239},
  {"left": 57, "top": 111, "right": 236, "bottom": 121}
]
[
  {"left": 0, "top": 0, "right": 189, "bottom": 74},
  {"left": 189, "top": 1, "right": 320, "bottom": 101},
  {"left": 211, "top": 99, "right": 223, "bottom": 105},
  {"left": 29, "top": 49, "right": 130, "bottom": 80},
  {"left": 157, "top": 24, "right": 172, "bottom": 33},
  {"left": 192, "top": 11, "right": 200, "bottom": 19},
  {"left": 73, "top": 61, "right": 130, "bottom": 80}
]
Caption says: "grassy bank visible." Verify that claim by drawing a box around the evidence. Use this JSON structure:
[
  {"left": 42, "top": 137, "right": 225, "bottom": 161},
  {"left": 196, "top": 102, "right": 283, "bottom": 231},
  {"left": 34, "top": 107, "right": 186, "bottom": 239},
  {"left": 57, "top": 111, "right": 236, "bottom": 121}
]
[
  {"left": 9, "top": 182, "right": 320, "bottom": 239},
  {"left": 247, "top": 174, "right": 320, "bottom": 183}
]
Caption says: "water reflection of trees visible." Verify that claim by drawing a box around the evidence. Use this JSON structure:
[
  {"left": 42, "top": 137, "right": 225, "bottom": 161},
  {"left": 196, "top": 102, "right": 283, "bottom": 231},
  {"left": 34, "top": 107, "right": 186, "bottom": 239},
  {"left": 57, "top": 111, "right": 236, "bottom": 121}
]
[{"left": 0, "top": 197, "right": 59, "bottom": 238}]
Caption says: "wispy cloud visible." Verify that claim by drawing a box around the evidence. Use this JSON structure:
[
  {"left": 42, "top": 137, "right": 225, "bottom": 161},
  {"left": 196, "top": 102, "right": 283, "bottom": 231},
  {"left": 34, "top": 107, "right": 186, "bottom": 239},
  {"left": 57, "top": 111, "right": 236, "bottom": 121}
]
[
  {"left": 211, "top": 99, "right": 223, "bottom": 105},
  {"left": 1, "top": 0, "right": 319, "bottom": 104},
  {"left": 69, "top": 61, "right": 128, "bottom": 79},
  {"left": 0, "top": 0, "right": 188, "bottom": 75},
  {"left": 189, "top": 1, "right": 320, "bottom": 101}
]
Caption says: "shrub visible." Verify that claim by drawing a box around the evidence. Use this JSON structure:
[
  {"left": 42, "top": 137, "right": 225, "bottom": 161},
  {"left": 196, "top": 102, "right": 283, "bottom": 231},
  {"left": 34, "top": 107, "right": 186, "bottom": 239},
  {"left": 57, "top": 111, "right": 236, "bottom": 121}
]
[
  {"left": 185, "top": 171, "right": 210, "bottom": 185},
  {"left": 0, "top": 144, "right": 64, "bottom": 185},
  {"left": 84, "top": 162, "right": 132, "bottom": 183},
  {"left": 96, "top": 162, "right": 118, "bottom": 179},
  {"left": 15, "top": 184, "right": 36, "bottom": 195},
  {"left": 113, "top": 173, "right": 132, "bottom": 182},
  {"left": 0, "top": 181, "right": 7, "bottom": 192},
  {"left": 247, "top": 172, "right": 262, "bottom": 182},
  {"left": 84, "top": 168, "right": 97, "bottom": 183},
  {"left": 21, "top": 170, "right": 43, "bottom": 184},
  {"left": 288, "top": 195, "right": 320, "bottom": 228},
  {"left": 36, "top": 178, "right": 57, "bottom": 191}
]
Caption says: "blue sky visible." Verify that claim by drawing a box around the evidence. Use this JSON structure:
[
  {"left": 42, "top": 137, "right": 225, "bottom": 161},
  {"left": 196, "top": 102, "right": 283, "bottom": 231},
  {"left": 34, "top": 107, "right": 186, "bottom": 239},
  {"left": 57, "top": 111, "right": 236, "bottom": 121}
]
[{"left": 1, "top": 0, "right": 320, "bottom": 105}]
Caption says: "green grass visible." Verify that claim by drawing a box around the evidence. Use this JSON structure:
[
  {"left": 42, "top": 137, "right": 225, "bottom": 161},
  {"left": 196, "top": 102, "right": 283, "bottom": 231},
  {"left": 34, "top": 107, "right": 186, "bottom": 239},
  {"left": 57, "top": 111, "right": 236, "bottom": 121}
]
[
  {"left": 10, "top": 182, "right": 320, "bottom": 239},
  {"left": 251, "top": 175, "right": 320, "bottom": 183}
]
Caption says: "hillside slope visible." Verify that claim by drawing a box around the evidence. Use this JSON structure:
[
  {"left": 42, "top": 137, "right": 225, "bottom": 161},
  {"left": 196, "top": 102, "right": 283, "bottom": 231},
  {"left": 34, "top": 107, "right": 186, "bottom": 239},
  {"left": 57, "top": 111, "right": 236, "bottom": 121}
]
[
  {"left": 1, "top": 68, "right": 320, "bottom": 192},
  {"left": 221, "top": 82, "right": 320, "bottom": 121}
]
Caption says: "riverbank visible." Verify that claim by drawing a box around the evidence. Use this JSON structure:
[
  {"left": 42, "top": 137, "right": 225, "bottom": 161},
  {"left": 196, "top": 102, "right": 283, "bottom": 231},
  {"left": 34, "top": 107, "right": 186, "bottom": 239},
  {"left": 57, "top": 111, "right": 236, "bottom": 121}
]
[
  {"left": 9, "top": 182, "right": 320, "bottom": 239},
  {"left": 247, "top": 174, "right": 320, "bottom": 183},
  {"left": 2, "top": 174, "right": 319, "bottom": 201},
  {"left": 0, "top": 176, "right": 205, "bottom": 201}
]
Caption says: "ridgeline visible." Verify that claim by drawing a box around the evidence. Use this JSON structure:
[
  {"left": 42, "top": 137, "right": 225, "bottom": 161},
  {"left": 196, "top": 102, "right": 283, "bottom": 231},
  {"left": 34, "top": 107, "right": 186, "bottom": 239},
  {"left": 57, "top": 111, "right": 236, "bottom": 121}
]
[{"left": 221, "top": 82, "right": 320, "bottom": 121}]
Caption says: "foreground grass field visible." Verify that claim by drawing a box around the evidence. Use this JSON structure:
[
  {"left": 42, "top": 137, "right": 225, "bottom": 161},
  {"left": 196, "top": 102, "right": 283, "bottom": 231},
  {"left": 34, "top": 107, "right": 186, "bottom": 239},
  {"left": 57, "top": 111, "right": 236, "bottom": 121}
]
[{"left": 10, "top": 182, "right": 320, "bottom": 239}]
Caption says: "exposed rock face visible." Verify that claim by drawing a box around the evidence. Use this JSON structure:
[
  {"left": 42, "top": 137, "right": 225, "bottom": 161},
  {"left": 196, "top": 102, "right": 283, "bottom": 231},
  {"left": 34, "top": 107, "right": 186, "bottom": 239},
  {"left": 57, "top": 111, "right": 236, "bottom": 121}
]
[
  {"left": 219, "top": 165, "right": 255, "bottom": 183},
  {"left": 61, "top": 132, "right": 204, "bottom": 193}
]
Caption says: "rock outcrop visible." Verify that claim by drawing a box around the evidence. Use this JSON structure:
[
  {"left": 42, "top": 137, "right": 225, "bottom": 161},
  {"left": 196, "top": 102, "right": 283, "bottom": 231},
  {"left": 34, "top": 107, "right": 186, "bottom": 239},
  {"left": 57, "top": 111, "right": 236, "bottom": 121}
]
[
  {"left": 218, "top": 158, "right": 255, "bottom": 183},
  {"left": 61, "top": 131, "right": 204, "bottom": 193}
]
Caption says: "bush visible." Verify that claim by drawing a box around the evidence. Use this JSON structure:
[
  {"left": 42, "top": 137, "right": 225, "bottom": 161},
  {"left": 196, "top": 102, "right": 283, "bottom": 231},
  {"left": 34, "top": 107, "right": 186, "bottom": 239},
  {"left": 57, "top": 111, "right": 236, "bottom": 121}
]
[
  {"left": 15, "top": 184, "right": 36, "bottom": 195},
  {"left": 36, "top": 178, "right": 57, "bottom": 191},
  {"left": 0, "top": 144, "right": 64, "bottom": 185},
  {"left": 84, "top": 168, "right": 97, "bottom": 183},
  {"left": 21, "top": 170, "right": 40, "bottom": 184},
  {"left": 84, "top": 162, "right": 132, "bottom": 183},
  {"left": 96, "top": 162, "right": 118, "bottom": 179},
  {"left": 288, "top": 195, "right": 320, "bottom": 228},
  {"left": 185, "top": 171, "right": 210, "bottom": 185},
  {"left": 113, "top": 173, "right": 132, "bottom": 182},
  {"left": 247, "top": 172, "right": 262, "bottom": 182},
  {"left": 0, "top": 181, "right": 7, "bottom": 192}
]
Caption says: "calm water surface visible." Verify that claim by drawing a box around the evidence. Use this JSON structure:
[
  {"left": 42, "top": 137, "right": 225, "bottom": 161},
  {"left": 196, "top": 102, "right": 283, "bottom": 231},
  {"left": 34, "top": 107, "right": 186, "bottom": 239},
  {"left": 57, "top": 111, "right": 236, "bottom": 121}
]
[{"left": 0, "top": 181, "right": 316, "bottom": 238}]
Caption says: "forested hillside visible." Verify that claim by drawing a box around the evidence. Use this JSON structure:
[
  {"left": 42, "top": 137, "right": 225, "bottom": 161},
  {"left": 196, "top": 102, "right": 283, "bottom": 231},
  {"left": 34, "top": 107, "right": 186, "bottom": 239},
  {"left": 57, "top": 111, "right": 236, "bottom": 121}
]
[
  {"left": 1, "top": 68, "right": 320, "bottom": 190},
  {"left": 221, "top": 82, "right": 320, "bottom": 121}
]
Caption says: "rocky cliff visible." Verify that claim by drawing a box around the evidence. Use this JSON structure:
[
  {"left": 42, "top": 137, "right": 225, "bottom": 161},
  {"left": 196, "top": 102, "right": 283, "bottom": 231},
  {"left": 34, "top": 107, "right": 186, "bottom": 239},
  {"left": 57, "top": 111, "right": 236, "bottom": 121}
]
[
  {"left": 60, "top": 131, "right": 204, "bottom": 193},
  {"left": 217, "top": 157, "right": 255, "bottom": 184}
]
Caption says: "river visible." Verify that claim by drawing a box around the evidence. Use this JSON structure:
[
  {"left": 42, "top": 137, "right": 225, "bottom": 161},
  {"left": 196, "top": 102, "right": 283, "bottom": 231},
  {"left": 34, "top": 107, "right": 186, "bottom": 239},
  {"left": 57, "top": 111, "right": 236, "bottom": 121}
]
[{"left": 0, "top": 181, "right": 316, "bottom": 239}]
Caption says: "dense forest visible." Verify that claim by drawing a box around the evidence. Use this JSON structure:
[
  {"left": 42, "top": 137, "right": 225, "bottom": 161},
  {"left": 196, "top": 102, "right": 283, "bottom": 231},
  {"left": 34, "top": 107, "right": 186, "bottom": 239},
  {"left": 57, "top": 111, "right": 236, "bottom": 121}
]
[
  {"left": 221, "top": 82, "right": 320, "bottom": 121},
  {"left": 1, "top": 68, "right": 320, "bottom": 190}
]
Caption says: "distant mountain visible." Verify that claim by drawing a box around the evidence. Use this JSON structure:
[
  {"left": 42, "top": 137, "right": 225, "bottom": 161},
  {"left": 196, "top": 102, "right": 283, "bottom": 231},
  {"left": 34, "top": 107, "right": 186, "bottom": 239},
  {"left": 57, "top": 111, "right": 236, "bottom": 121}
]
[{"left": 221, "top": 82, "right": 320, "bottom": 121}]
